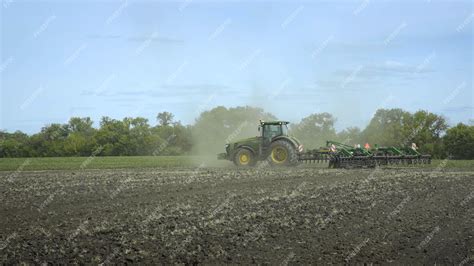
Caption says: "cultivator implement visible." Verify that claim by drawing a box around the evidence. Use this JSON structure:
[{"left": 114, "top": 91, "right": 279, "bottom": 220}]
[{"left": 298, "top": 141, "right": 431, "bottom": 168}]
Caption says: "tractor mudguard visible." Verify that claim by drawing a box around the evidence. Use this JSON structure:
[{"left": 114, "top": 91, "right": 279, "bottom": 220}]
[{"left": 272, "top": 136, "right": 300, "bottom": 149}]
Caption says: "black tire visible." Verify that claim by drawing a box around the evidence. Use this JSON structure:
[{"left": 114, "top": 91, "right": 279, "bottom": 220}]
[
  {"left": 267, "top": 140, "right": 299, "bottom": 166},
  {"left": 233, "top": 148, "right": 257, "bottom": 167}
]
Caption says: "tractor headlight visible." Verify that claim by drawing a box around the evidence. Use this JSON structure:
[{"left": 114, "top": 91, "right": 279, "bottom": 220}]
[{"left": 298, "top": 145, "right": 304, "bottom": 152}]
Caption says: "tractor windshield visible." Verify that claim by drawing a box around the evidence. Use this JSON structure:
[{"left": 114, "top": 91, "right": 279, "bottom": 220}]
[
  {"left": 282, "top": 124, "right": 289, "bottom": 136},
  {"left": 263, "top": 124, "right": 288, "bottom": 139}
]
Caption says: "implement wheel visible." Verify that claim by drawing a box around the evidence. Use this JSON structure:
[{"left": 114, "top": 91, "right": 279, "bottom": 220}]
[
  {"left": 233, "top": 148, "right": 256, "bottom": 167},
  {"left": 268, "top": 140, "right": 299, "bottom": 166}
]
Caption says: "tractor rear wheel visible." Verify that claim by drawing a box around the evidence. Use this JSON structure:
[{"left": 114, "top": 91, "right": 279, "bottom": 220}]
[
  {"left": 267, "top": 140, "right": 298, "bottom": 166},
  {"left": 233, "top": 148, "right": 256, "bottom": 167}
]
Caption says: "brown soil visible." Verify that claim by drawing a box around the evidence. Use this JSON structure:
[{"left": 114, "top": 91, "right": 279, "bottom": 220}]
[{"left": 0, "top": 166, "right": 473, "bottom": 264}]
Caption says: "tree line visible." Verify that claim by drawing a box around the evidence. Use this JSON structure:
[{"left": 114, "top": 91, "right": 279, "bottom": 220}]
[{"left": 1, "top": 107, "right": 473, "bottom": 159}]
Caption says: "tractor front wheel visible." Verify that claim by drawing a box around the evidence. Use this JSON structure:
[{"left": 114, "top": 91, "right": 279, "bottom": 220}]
[
  {"left": 267, "top": 140, "right": 299, "bottom": 166},
  {"left": 233, "top": 148, "right": 256, "bottom": 167}
]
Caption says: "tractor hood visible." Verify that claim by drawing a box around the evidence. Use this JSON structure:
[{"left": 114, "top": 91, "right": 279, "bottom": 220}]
[
  {"left": 226, "top": 136, "right": 261, "bottom": 155},
  {"left": 229, "top": 136, "right": 260, "bottom": 146}
]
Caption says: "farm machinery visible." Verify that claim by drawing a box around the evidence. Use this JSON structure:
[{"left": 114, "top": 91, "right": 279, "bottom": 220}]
[{"left": 217, "top": 120, "right": 431, "bottom": 168}]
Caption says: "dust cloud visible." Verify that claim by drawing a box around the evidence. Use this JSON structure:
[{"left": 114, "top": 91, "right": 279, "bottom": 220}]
[{"left": 189, "top": 106, "right": 276, "bottom": 166}]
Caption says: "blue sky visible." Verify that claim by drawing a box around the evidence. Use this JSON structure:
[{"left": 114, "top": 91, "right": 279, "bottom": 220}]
[{"left": 1, "top": 0, "right": 473, "bottom": 133}]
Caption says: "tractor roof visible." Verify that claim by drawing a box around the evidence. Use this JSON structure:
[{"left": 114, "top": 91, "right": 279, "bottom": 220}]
[{"left": 259, "top": 120, "right": 290, "bottom": 125}]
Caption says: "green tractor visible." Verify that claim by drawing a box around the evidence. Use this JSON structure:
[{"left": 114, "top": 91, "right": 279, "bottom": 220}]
[{"left": 217, "top": 120, "right": 304, "bottom": 167}]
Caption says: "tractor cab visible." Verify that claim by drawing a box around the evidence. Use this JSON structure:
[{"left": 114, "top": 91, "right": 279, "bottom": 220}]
[
  {"left": 259, "top": 121, "right": 291, "bottom": 157},
  {"left": 258, "top": 120, "right": 290, "bottom": 142}
]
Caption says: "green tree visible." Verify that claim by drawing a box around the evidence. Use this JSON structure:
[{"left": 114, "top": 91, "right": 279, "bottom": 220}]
[
  {"left": 157, "top": 112, "right": 174, "bottom": 126},
  {"left": 403, "top": 110, "right": 447, "bottom": 157},
  {"left": 35, "top": 123, "right": 70, "bottom": 156},
  {"left": 337, "top": 127, "right": 362, "bottom": 145},
  {"left": 290, "top": 113, "right": 337, "bottom": 149},
  {"left": 0, "top": 107, "right": 459, "bottom": 159},
  {"left": 361, "top": 109, "right": 447, "bottom": 157},
  {"left": 151, "top": 121, "right": 192, "bottom": 155},
  {"left": 128, "top": 117, "right": 152, "bottom": 155},
  {"left": 67, "top": 117, "right": 94, "bottom": 134},
  {"left": 443, "top": 123, "right": 474, "bottom": 159},
  {"left": 0, "top": 131, "right": 31, "bottom": 157},
  {"left": 95, "top": 117, "right": 129, "bottom": 156},
  {"left": 64, "top": 133, "right": 90, "bottom": 156},
  {"left": 361, "top": 109, "right": 411, "bottom": 146},
  {"left": 64, "top": 117, "right": 97, "bottom": 156}
]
